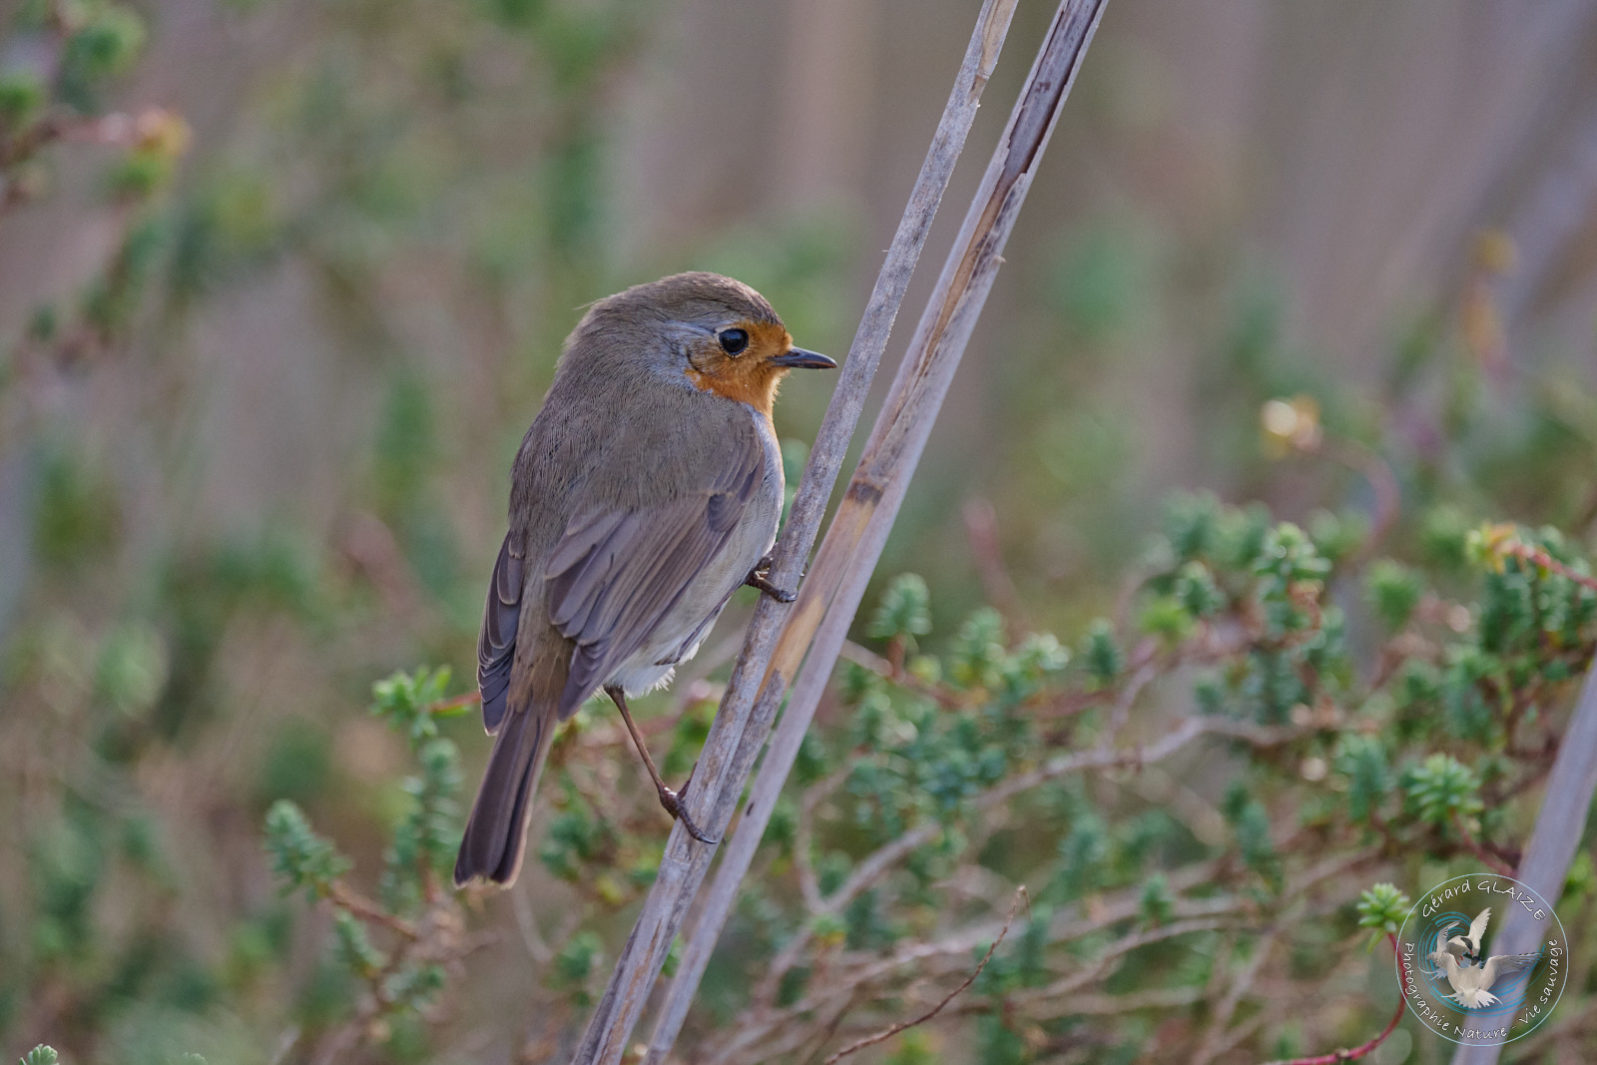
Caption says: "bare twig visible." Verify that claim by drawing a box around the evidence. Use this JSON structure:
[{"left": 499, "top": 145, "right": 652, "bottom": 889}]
[
  {"left": 838, "top": 638, "right": 964, "bottom": 707},
  {"left": 999, "top": 916, "right": 1236, "bottom": 1013},
  {"left": 963, "top": 497, "right": 1028, "bottom": 626},
  {"left": 821, "top": 886, "right": 1030, "bottom": 1065},
  {"left": 267, "top": 1026, "right": 301, "bottom": 1065},
  {"left": 723, "top": 913, "right": 1241, "bottom": 1065},
  {"left": 1190, "top": 922, "right": 1283, "bottom": 1065},
  {"left": 722, "top": 830, "right": 1388, "bottom": 1064},
  {"left": 1449, "top": 812, "right": 1515, "bottom": 876},
  {"left": 1260, "top": 935, "right": 1406, "bottom": 1065},
  {"left": 794, "top": 764, "right": 852, "bottom": 914},
  {"left": 1317, "top": 438, "right": 1402, "bottom": 562},
  {"left": 751, "top": 714, "right": 1308, "bottom": 1008},
  {"left": 327, "top": 880, "right": 419, "bottom": 940}
]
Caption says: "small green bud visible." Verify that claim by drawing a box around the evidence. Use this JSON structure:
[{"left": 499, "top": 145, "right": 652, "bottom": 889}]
[
  {"left": 370, "top": 666, "right": 453, "bottom": 746},
  {"left": 1255, "top": 522, "right": 1332, "bottom": 583},
  {"left": 263, "top": 800, "right": 350, "bottom": 897},
  {"left": 867, "top": 574, "right": 933, "bottom": 642},
  {"left": 1138, "top": 594, "right": 1192, "bottom": 643},
  {"left": 1419, "top": 505, "right": 1472, "bottom": 570},
  {"left": 1366, "top": 559, "right": 1423, "bottom": 630},
  {"left": 552, "top": 930, "right": 602, "bottom": 996},
  {"left": 1162, "top": 492, "right": 1222, "bottom": 561},
  {"left": 1402, "top": 753, "right": 1484, "bottom": 828},
  {"left": 332, "top": 911, "right": 386, "bottom": 978},
  {"left": 949, "top": 607, "right": 1005, "bottom": 688},
  {"left": 1081, "top": 619, "right": 1123, "bottom": 686},
  {"left": 1307, "top": 509, "right": 1367, "bottom": 564},
  {"left": 1139, "top": 874, "right": 1174, "bottom": 926},
  {"left": 1174, "top": 561, "right": 1224, "bottom": 618},
  {"left": 1356, "top": 882, "right": 1411, "bottom": 937},
  {"left": 1333, "top": 735, "right": 1390, "bottom": 823},
  {"left": 0, "top": 71, "right": 46, "bottom": 129}
]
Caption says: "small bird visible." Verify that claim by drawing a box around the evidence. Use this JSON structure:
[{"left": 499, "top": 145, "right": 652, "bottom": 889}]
[
  {"left": 454, "top": 272, "right": 835, "bottom": 887},
  {"left": 1442, "top": 907, "right": 1493, "bottom": 965},
  {"left": 1429, "top": 908, "right": 1541, "bottom": 1009}
]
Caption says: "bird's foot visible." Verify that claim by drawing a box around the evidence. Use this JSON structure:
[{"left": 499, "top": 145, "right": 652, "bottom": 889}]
[
  {"left": 656, "top": 782, "right": 719, "bottom": 845},
  {"left": 744, "top": 553, "right": 797, "bottom": 603}
]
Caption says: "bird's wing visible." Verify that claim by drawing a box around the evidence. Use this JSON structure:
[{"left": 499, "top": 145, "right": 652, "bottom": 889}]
[
  {"left": 1481, "top": 952, "right": 1541, "bottom": 988},
  {"left": 544, "top": 443, "right": 764, "bottom": 715},
  {"left": 478, "top": 533, "right": 524, "bottom": 734},
  {"left": 1469, "top": 908, "right": 1493, "bottom": 949},
  {"left": 1431, "top": 953, "right": 1474, "bottom": 996}
]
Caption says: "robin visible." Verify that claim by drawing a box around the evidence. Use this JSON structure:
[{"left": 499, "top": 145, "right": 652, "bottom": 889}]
[{"left": 454, "top": 272, "right": 836, "bottom": 887}]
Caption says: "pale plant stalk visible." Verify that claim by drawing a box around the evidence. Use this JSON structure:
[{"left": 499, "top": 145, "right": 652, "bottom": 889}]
[
  {"left": 1449, "top": 659, "right": 1597, "bottom": 1065},
  {"left": 569, "top": 2, "right": 1111, "bottom": 1062},
  {"left": 564, "top": 0, "right": 1017, "bottom": 1058},
  {"left": 650, "top": 3, "right": 1111, "bottom": 1056}
]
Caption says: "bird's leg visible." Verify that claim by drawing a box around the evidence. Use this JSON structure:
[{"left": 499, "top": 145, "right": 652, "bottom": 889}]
[
  {"left": 604, "top": 686, "right": 720, "bottom": 845},
  {"left": 743, "top": 552, "right": 796, "bottom": 603}
]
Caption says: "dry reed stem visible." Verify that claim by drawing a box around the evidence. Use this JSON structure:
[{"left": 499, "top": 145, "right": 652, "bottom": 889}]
[
  {"left": 659, "top": 0, "right": 1112, "bottom": 1057},
  {"left": 570, "top": 2, "right": 1111, "bottom": 1062},
  {"left": 1450, "top": 659, "right": 1597, "bottom": 1065}
]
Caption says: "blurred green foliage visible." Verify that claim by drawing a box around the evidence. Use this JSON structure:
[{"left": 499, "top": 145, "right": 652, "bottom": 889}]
[
  {"left": 3, "top": 0, "right": 1596, "bottom": 1062},
  {"left": 258, "top": 669, "right": 466, "bottom": 1060}
]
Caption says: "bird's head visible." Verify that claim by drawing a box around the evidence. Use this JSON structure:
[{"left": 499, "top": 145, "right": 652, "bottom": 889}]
[{"left": 580, "top": 272, "right": 835, "bottom": 417}]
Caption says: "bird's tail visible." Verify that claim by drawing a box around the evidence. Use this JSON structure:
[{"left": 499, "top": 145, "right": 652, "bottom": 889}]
[{"left": 454, "top": 707, "right": 551, "bottom": 887}]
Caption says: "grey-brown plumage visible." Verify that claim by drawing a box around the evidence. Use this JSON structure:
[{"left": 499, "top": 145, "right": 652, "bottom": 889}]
[{"left": 455, "top": 273, "right": 834, "bottom": 886}]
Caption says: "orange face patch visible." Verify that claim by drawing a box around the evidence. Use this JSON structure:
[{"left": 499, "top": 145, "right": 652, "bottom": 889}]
[{"left": 683, "top": 321, "right": 794, "bottom": 419}]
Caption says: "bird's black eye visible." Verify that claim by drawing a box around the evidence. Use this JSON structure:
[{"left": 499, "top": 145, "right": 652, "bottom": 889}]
[{"left": 718, "top": 328, "right": 749, "bottom": 356}]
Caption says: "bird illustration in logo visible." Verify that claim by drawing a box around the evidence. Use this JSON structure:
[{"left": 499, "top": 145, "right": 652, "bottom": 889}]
[
  {"left": 1428, "top": 907, "right": 1542, "bottom": 1009},
  {"left": 1444, "top": 908, "right": 1493, "bottom": 964}
]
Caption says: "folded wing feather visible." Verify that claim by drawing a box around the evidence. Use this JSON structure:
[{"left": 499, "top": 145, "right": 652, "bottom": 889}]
[{"left": 545, "top": 450, "right": 762, "bottom": 717}]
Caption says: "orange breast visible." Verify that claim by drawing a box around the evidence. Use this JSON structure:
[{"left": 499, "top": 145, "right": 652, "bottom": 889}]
[
  {"left": 684, "top": 366, "right": 778, "bottom": 419},
  {"left": 682, "top": 321, "right": 793, "bottom": 425}
]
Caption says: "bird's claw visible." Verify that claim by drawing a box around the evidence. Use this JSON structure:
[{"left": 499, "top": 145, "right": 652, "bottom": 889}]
[
  {"left": 658, "top": 785, "right": 720, "bottom": 845},
  {"left": 744, "top": 553, "right": 797, "bottom": 603}
]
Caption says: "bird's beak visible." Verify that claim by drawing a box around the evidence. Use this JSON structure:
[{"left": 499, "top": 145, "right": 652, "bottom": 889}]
[{"left": 768, "top": 347, "right": 837, "bottom": 370}]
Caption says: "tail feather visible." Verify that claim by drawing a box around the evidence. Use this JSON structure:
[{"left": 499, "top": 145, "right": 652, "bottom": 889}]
[{"left": 454, "top": 707, "right": 550, "bottom": 886}]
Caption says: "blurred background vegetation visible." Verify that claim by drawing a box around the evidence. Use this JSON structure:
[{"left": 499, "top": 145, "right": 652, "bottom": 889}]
[{"left": 3, "top": 0, "right": 1597, "bottom": 1062}]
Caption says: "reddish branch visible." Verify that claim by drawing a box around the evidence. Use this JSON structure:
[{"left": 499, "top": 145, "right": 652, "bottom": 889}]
[{"left": 1499, "top": 539, "right": 1597, "bottom": 594}]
